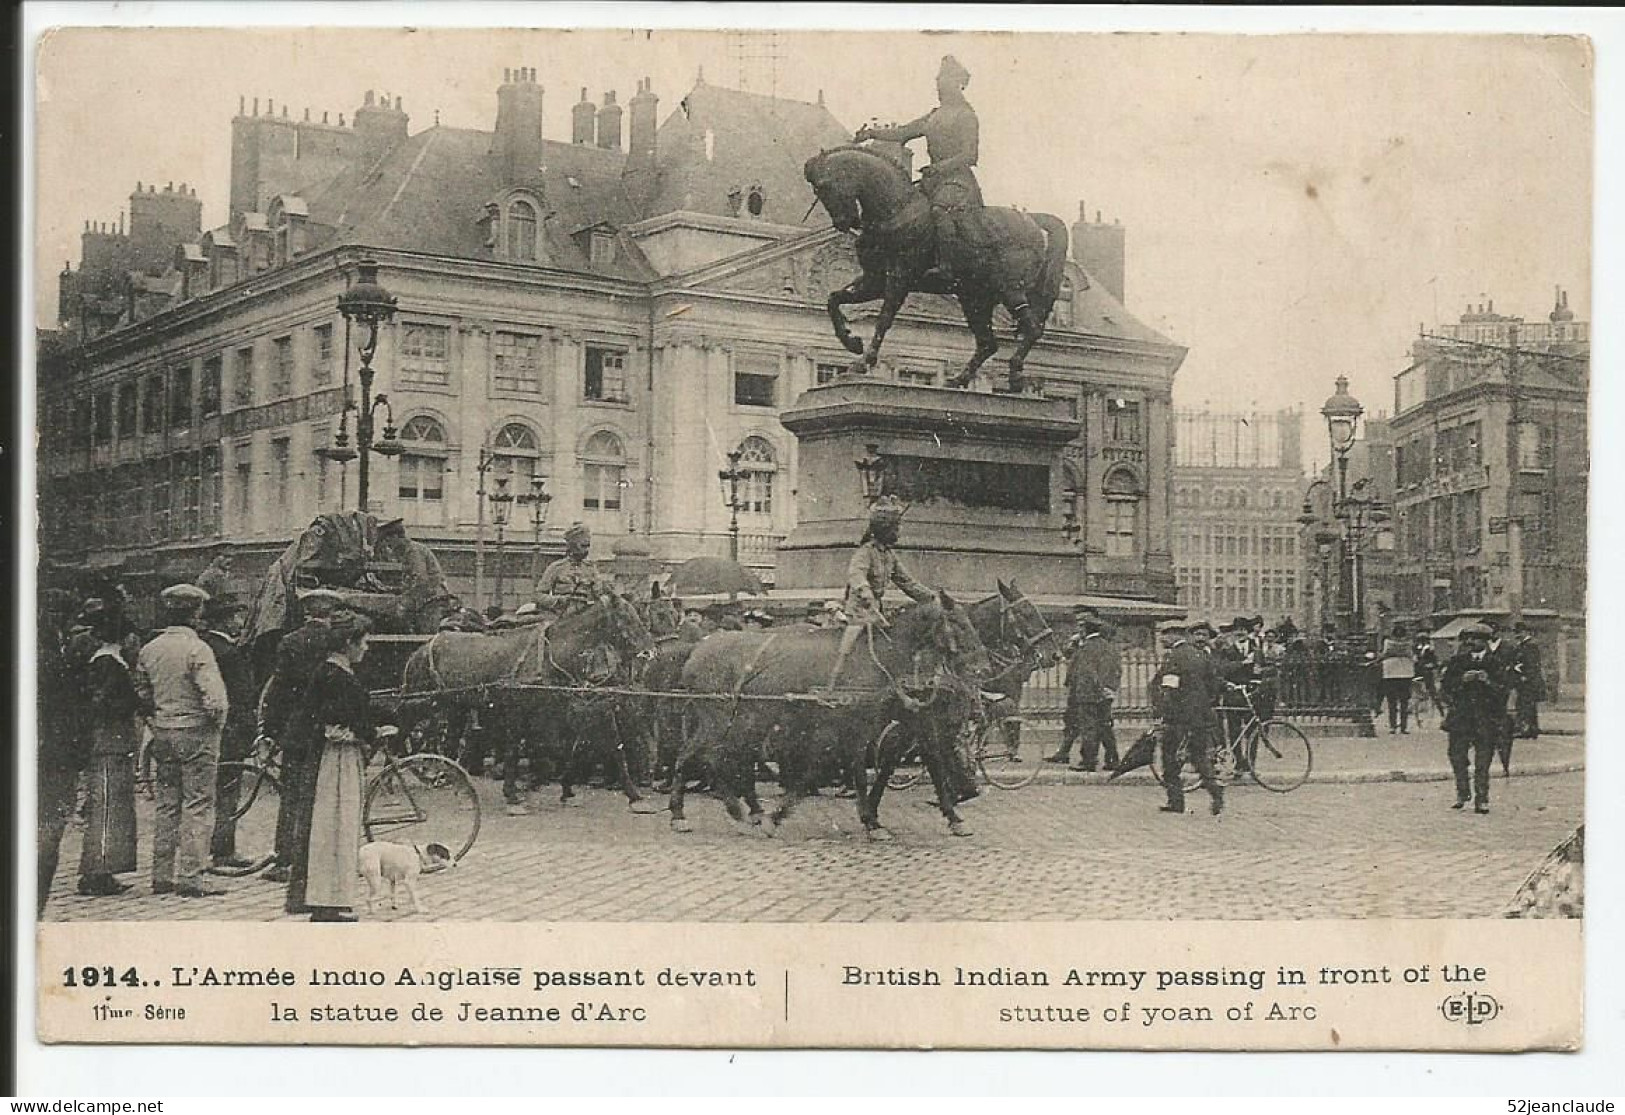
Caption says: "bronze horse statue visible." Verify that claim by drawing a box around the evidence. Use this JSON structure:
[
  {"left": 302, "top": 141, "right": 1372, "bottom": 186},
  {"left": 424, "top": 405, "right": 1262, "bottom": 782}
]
[{"left": 804, "top": 144, "right": 1071, "bottom": 393}]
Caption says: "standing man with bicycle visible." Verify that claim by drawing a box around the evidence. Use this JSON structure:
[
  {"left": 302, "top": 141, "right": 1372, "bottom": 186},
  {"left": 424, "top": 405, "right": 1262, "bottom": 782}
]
[{"left": 1151, "top": 620, "right": 1224, "bottom": 816}]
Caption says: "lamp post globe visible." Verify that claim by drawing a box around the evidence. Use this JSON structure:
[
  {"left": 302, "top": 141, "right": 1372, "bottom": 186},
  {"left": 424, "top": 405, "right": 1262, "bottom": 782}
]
[
  {"left": 1321, "top": 375, "right": 1364, "bottom": 461},
  {"left": 336, "top": 259, "right": 399, "bottom": 511}
]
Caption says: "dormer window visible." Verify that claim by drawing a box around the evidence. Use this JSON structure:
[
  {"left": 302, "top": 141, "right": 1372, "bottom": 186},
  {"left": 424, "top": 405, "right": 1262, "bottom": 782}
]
[
  {"left": 507, "top": 199, "right": 538, "bottom": 261},
  {"left": 589, "top": 230, "right": 614, "bottom": 267}
]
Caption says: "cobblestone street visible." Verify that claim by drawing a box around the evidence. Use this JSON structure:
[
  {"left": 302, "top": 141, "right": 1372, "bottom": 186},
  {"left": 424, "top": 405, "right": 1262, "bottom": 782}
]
[{"left": 42, "top": 735, "right": 1584, "bottom": 923}]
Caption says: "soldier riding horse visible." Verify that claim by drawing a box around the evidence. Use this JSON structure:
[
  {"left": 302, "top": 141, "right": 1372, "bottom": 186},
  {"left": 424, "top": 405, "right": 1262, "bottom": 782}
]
[{"left": 803, "top": 57, "right": 1071, "bottom": 393}]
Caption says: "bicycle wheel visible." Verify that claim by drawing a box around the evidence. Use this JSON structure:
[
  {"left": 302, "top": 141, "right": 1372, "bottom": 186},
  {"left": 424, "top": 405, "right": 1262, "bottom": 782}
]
[
  {"left": 1248, "top": 719, "right": 1313, "bottom": 792},
  {"left": 976, "top": 717, "right": 1042, "bottom": 789},
  {"left": 365, "top": 754, "right": 482, "bottom": 861},
  {"left": 210, "top": 761, "right": 281, "bottom": 876},
  {"left": 875, "top": 721, "right": 924, "bottom": 791}
]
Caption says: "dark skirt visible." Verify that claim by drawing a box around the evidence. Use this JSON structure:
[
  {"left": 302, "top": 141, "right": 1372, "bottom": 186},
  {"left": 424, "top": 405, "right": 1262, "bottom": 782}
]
[{"left": 78, "top": 752, "right": 138, "bottom": 877}]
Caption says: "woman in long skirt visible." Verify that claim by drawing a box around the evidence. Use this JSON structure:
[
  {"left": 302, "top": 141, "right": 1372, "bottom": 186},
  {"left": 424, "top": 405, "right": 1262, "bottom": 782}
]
[
  {"left": 77, "top": 614, "right": 140, "bottom": 896},
  {"left": 299, "top": 613, "right": 374, "bottom": 923}
]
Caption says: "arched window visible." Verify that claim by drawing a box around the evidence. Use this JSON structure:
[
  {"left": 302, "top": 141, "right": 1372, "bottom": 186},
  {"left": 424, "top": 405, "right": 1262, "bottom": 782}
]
[
  {"left": 735, "top": 436, "right": 777, "bottom": 516},
  {"left": 398, "top": 416, "right": 448, "bottom": 526},
  {"left": 1102, "top": 466, "right": 1142, "bottom": 559},
  {"left": 492, "top": 421, "right": 545, "bottom": 492},
  {"left": 507, "top": 200, "right": 538, "bottom": 261},
  {"left": 1051, "top": 277, "right": 1075, "bottom": 328},
  {"left": 581, "top": 430, "right": 627, "bottom": 514}
]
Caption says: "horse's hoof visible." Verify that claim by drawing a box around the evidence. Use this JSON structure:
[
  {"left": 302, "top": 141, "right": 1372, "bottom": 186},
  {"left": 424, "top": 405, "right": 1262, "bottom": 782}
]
[
  {"left": 948, "top": 820, "right": 974, "bottom": 838},
  {"left": 628, "top": 799, "right": 661, "bottom": 815},
  {"left": 841, "top": 335, "right": 865, "bottom": 356},
  {"left": 561, "top": 796, "right": 584, "bottom": 808},
  {"left": 730, "top": 818, "right": 759, "bottom": 838},
  {"left": 757, "top": 817, "right": 778, "bottom": 837},
  {"left": 671, "top": 818, "right": 693, "bottom": 834},
  {"left": 865, "top": 826, "right": 895, "bottom": 843}
]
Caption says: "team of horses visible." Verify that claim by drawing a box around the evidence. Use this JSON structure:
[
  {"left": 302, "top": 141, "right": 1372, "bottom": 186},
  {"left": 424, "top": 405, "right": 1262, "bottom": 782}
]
[{"left": 378, "top": 582, "right": 1062, "bottom": 840}]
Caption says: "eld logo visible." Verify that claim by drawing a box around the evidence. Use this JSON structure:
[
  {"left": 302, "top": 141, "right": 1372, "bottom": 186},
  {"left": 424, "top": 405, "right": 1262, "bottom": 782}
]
[{"left": 1440, "top": 991, "right": 1501, "bottom": 1025}]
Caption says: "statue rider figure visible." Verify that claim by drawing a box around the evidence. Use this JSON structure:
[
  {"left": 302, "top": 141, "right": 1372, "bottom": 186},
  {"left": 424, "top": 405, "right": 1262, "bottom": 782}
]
[
  {"left": 829, "top": 496, "right": 936, "bottom": 689},
  {"left": 855, "top": 54, "right": 982, "bottom": 287}
]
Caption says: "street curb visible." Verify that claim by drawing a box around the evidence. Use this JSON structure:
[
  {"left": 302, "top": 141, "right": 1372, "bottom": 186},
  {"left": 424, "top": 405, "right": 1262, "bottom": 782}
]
[{"left": 1011, "top": 760, "right": 1585, "bottom": 787}]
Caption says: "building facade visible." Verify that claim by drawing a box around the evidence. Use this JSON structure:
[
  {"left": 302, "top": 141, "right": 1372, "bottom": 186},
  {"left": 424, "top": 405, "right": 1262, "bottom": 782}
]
[
  {"left": 39, "top": 71, "right": 1187, "bottom": 615},
  {"left": 1169, "top": 408, "right": 1307, "bottom": 628},
  {"left": 1389, "top": 294, "right": 1588, "bottom": 691}
]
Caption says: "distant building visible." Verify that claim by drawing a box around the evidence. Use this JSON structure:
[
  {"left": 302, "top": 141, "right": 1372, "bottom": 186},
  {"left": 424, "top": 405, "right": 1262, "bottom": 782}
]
[
  {"left": 1170, "top": 408, "right": 1307, "bottom": 629},
  {"left": 1389, "top": 292, "right": 1588, "bottom": 692},
  {"left": 38, "top": 70, "right": 1187, "bottom": 619}
]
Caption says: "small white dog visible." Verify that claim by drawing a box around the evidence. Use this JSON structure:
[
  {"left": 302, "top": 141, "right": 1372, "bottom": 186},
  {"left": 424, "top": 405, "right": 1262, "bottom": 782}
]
[{"left": 359, "top": 841, "right": 454, "bottom": 914}]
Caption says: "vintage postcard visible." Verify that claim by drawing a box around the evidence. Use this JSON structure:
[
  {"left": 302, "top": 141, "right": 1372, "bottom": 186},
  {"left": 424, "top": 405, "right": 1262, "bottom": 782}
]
[{"left": 29, "top": 23, "right": 1589, "bottom": 1051}]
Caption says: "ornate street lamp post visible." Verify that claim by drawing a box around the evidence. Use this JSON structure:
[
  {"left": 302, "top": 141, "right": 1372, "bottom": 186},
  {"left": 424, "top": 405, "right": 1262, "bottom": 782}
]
[
  {"left": 488, "top": 472, "right": 514, "bottom": 612},
  {"left": 1320, "top": 376, "right": 1366, "bottom": 633},
  {"left": 516, "top": 476, "right": 552, "bottom": 594},
  {"left": 329, "top": 259, "right": 402, "bottom": 511},
  {"left": 718, "top": 448, "right": 746, "bottom": 561},
  {"left": 854, "top": 442, "right": 888, "bottom": 506}
]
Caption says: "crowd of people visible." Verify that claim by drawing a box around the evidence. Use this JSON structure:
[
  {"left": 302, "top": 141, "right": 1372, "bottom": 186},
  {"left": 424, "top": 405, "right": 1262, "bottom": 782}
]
[{"left": 38, "top": 572, "right": 387, "bottom": 922}]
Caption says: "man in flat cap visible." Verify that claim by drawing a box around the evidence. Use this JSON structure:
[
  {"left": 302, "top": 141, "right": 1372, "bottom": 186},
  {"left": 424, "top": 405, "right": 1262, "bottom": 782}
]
[
  {"left": 1439, "top": 623, "right": 1511, "bottom": 814},
  {"left": 536, "top": 523, "right": 613, "bottom": 617},
  {"left": 1047, "top": 605, "right": 1121, "bottom": 771},
  {"left": 1151, "top": 618, "right": 1224, "bottom": 815},
  {"left": 134, "top": 584, "right": 230, "bottom": 897},
  {"left": 855, "top": 55, "right": 983, "bottom": 286}
]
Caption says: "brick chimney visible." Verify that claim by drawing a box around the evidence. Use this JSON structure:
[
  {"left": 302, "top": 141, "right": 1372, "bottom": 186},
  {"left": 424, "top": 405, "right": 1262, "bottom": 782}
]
[
  {"left": 596, "top": 90, "right": 623, "bottom": 150},
  {"left": 1071, "top": 201, "right": 1126, "bottom": 305},
  {"left": 623, "top": 78, "right": 660, "bottom": 215},
  {"left": 572, "top": 87, "right": 596, "bottom": 144},
  {"left": 494, "top": 67, "right": 544, "bottom": 183},
  {"left": 353, "top": 89, "right": 410, "bottom": 164}
]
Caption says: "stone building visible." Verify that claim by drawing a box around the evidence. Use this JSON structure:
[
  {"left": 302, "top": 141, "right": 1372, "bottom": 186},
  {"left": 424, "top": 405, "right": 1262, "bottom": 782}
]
[
  {"left": 1388, "top": 292, "right": 1588, "bottom": 693},
  {"left": 1169, "top": 408, "right": 1307, "bottom": 629},
  {"left": 39, "top": 70, "right": 1187, "bottom": 619}
]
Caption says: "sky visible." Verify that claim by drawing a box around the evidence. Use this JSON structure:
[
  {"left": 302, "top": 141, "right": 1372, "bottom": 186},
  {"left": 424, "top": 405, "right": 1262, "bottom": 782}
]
[{"left": 32, "top": 23, "right": 1592, "bottom": 467}]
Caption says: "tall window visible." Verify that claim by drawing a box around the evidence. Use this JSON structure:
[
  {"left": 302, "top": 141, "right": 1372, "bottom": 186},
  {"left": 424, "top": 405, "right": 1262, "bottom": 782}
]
[
  {"left": 271, "top": 336, "right": 294, "bottom": 397},
  {"left": 92, "top": 390, "right": 113, "bottom": 446},
  {"left": 233, "top": 346, "right": 255, "bottom": 408},
  {"left": 201, "top": 447, "right": 222, "bottom": 534},
  {"left": 271, "top": 436, "right": 291, "bottom": 516},
  {"left": 507, "top": 200, "right": 538, "bottom": 261},
  {"left": 584, "top": 345, "right": 628, "bottom": 402},
  {"left": 171, "top": 366, "right": 193, "bottom": 427},
  {"left": 1103, "top": 467, "right": 1141, "bottom": 558},
  {"left": 116, "top": 381, "right": 138, "bottom": 440},
  {"left": 581, "top": 431, "right": 626, "bottom": 512},
  {"left": 1051, "top": 277, "right": 1075, "bottom": 328},
  {"left": 492, "top": 421, "right": 545, "bottom": 492},
  {"left": 142, "top": 376, "right": 166, "bottom": 433},
  {"left": 201, "top": 355, "right": 222, "bottom": 418},
  {"left": 397, "top": 416, "right": 447, "bottom": 526},
  {"left": 400, "top": 324, "right": 452, "bottom": 387},
  {"left": 234, "top": 444, "right": 253, "bottom": 528},
  {"left": 735, "top": 436, "right": 777, "bottom": 516},
  {"left": 72, "top": 397, "right": 92, "bottom": 449},
  {"left": 493, "top": 331, "right": 544, "bottom": 394},
  {"left": 1107, "top": 398, "right": 1141, "bottom": 443},
  {"left": 1518, "top": 422, "right": 1544, "bottom": 470},
  {"left": 1456, "top": 489, "right": 1481, "bottom": 553},
  {"left": 150, "top": 457, "right": 171, "bottom": 542},
  {"left": 313, "top": 323, "right": 335, "bottom": 385},
  {"left": 310, "top": 423, "right": 332, "bottom": 513},
  {"left": 174, "top": 451, "right": 201, "bottom": 539}
]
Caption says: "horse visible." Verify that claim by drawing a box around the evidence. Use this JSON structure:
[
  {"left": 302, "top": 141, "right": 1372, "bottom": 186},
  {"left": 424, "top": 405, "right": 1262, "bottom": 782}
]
[
  {"left": 396, "top": 592, "right": 656, "bottom": 810},
  {"left": 868, "top": 581, "right": 1063, "bottom": 825},
  {"left": 803, "top": 144, "right": 1071, "bottom": 393},
  {"left": 667, "top": 592, "right": 992, "bottom": 840}
]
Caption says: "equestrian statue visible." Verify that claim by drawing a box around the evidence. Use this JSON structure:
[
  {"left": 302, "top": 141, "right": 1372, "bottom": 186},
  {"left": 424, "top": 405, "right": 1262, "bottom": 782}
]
[{"left": 803, "top": 55, "right": 1074, "bottom": 393}]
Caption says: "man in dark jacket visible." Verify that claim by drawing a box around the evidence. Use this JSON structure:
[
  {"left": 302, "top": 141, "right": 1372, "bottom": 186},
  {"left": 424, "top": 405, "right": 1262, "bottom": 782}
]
[
  {"left": 258, "top": 588, "right": 346, "bottom": 891},
  {"left": 1482, "top": 618, "right": 1519, "bottom": 775},
  {"left": 1045, "top": 606, "right": 1120, "bottom": 772},
  {"left": 1440, "top": 624, "right": 1510, "bottom": 814},
  {"left": 200, "top": 597, "right": 257, "bottom": 872},
  {"left": 1152, "top": 621, "right": 1224, "bottom": 815},
  {"left": 1511, "top": 622, "right": 1545, "bottom": 739}
]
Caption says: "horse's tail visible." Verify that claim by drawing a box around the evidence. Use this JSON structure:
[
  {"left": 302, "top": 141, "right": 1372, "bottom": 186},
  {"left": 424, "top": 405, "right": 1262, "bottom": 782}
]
[{"left": 1028, "top": 212, "right": 1070, "bottom": 323}]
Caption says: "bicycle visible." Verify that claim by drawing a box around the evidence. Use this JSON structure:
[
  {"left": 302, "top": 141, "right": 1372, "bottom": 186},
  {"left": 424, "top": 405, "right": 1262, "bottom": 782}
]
[
  {"left": 1147, "top": 681, "right": 1313, "bottom": 793},
  {"left": 210, "top": 719, "right": 482, "bottom": 878},
  {"left": 880, "top": 691, "right": 1041, "bottom": 792}
]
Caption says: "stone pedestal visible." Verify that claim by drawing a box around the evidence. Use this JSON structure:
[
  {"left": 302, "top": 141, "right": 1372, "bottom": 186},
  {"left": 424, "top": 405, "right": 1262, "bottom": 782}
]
[{"left": 777, "top": 379, "right": 1084, "bottom": 596}]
